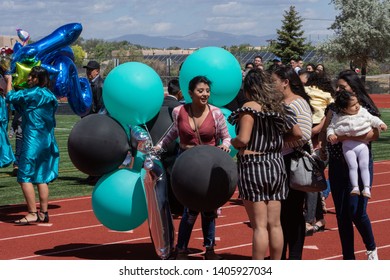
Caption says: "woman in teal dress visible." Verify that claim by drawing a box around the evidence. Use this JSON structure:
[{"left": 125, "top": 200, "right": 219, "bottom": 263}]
[
  {"left": 6, "top": 66, "right": 59, "bottom": 224},
  {"left": 0, "top": 84, "right": 15, "bottom": 168}
]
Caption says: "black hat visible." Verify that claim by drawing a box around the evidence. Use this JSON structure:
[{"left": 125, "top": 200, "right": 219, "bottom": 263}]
[{"left": 83, "top": 60, "right": 100, "bottom": 69}]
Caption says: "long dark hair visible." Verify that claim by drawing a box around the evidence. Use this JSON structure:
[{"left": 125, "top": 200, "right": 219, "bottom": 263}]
[
  {"left": 273, "top": 65, "right": 314, "bottom": 113},
  {"left": 337, "top": 70, "right": 380, "bottom": 117},
  {"left": 29, "top": 66, "right": 50, "bottom": 88}
]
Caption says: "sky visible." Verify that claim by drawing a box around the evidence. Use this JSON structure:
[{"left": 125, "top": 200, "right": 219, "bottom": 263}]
[{"left": 0, "top": 0, "right": 337, "bottom": 41}]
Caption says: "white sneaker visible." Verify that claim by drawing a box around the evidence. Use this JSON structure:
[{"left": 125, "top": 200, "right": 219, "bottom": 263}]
[
  {"left": 362, "top": 187, "right": 371, "bottom": 199},
  {"left": 367, "top": 248, "right": 379, "bottom": 260},
  {"left": 350, "top": 187, "right": 360, "bottom": 196}
]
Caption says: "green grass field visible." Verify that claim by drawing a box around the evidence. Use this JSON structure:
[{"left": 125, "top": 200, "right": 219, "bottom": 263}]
[{"left": 1, "top": 109, "right": 390, "bottom": 206}]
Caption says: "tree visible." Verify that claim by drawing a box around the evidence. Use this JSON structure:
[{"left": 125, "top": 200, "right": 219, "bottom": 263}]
[
  {"left": 320, "top": 0, "right": 390, "bottom": 82},
  {"left": 271, "top": 6, "right": 310, "bottom": 64},
  {"left": 71, "top": 45, "right": 86, "bottom": 67}
]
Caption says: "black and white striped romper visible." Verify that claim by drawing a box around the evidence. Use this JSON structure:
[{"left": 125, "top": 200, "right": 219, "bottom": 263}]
[{"left": 228, "top": 107, "right": 297, "bottom": 202}]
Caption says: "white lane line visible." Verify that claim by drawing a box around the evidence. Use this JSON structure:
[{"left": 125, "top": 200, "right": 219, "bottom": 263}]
[
  {"left": 6, "top": 217, "right": 390, "bottom": 260},
  {"left": 324, "top": 197, "right": 390, "bottom": 212},
  {"left": 0, "top": 196, "right": 92, "bottom": 211},
  {"left": 304, "top": 245, "right": 319, "bottom": 250},
  {"left": 0, "top": 210, "right": 93, "bottom": 225},
  {"left": 0, "top": 224, "right": 103, "bottom": 242},
  {"left": 321, "top": 244, "right": 390, "bottom": 260}
]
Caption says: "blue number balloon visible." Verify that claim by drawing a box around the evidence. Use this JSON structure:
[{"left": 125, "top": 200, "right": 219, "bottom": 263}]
[{"left": 10, "top": 23, "right": 91, "bottom": 116}]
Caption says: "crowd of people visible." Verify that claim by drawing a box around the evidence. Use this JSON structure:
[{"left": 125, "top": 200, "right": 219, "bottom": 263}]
[{"left": 0, "top": 53, "right": 386, "bottom": 261}]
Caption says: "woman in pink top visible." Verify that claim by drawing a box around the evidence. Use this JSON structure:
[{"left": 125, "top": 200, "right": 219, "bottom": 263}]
[{"left": 157, "top": 76, "right": 230, "bottom": 260}]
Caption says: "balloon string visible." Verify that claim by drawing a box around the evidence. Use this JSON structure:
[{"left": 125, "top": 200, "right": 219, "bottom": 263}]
[{"left": 142, "top": 123, "right": 174, "bottom": 146}]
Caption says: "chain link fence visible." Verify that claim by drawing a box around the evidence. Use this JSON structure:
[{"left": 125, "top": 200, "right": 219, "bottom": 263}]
[{"left": 83, "top": 50, "right": 390, "bottom": 94}]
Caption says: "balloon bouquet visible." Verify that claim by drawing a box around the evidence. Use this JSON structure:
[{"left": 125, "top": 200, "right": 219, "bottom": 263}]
[
  {"left": 68, "top": 61, "right": 176, "bottom": 259},
  {"left": 8, "top": 23, "right": 92, "bottom": 117},
  {"left": 67, "top": 47, "right": 242, "bottom": 260}
]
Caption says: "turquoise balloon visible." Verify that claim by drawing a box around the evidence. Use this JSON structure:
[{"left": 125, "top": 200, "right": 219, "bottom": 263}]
[
  {"left": 92, "top": 168, "right": 148, "bottom": 231},
  {"left": 219, "top": 107, "right": 238, "bottom": 157},
  {"left": 103, "top": 62, "right": 164, "bottom": 126},
  {"left": 130, "top": 151, "right": 146, "bottom": 172},
  {"left": 179, "top": 47, "right": 242, "bottom": 107}
]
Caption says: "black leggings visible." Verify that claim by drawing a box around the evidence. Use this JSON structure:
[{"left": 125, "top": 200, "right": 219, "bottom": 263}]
[{"left": 281, "top": 152, "right": 306, "bottom": 260}]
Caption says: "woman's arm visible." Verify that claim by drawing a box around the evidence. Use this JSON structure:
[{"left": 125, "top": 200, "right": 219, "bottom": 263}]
[
  {"left": 283, "top": 123, "right": 302, "bottom": 142},
  {"left": 312, "top": 116, "right": 326, "bottom": 136},
  {"left": 230, "top": 113, "right": 254, "bottom": 149},
  {"left": 215, "top": 108, "right": 231, "bottom": 152},
  {"left": 3, "top": 74, "right": 13, "bottom": 95},
  {"left": 337, "top": 128, "right": 379, "bottom": 142},
  {"left": 156, "top": 106, "right": 181, "bottom": 150},
  {"left": 318, "top": 109, "right": 333, "bottom": 160}
]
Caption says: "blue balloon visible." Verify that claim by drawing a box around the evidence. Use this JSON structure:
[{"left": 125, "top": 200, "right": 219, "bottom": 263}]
[
  {"left": 219, "top": 107, "right": 238, "bottom": 157},
  {"left": 53, "top": 56, "right": 92, "bottom": 116},
  {"left": 12, "top": 41, "right": 23, "bottom": 54},
  {"left": 92, "top": 169, "right": 148, "bottom": 231},
  {"left": 103, "top": 62, "right": 164, "bottom": 126},
  {"left": 10, "top": 23, "right": 91, "bottom": 117},
  {"left": 179, "top": 47, "right": 242, "bottom": 107},
  {"left": 130, "top": 151, "right": 147, "bottom": 172},
  {"left": 10, "top": 23, "right": 82, "bottom": 73}
]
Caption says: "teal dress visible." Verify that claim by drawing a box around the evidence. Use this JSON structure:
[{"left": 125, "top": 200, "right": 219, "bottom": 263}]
[
  {"left": 6, "top": 87, "right": 59, "bottom": 183},
  {"left": 0, "top": 95, "right": 15, "bottom": 167}
]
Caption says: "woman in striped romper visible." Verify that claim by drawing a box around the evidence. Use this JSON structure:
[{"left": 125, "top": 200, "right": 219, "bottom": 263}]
[{"left": 229, "top": 69, "right": 302, "bottom": 260}]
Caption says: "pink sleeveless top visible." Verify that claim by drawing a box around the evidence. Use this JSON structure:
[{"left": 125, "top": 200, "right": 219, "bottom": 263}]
[{"left": 177, "top": 105, "right": 216, "bottom": 146}]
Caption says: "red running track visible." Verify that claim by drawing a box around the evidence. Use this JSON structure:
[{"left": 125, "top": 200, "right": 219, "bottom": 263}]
[{"left": 0, "top": 161, "right": 389, "bottom": 260}]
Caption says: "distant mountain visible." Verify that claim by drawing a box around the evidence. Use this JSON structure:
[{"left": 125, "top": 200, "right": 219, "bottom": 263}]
[{"left": 110, "top": 30, "right": 277, "bottom": 49}]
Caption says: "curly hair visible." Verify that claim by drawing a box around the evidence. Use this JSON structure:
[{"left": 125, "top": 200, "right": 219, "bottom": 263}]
[{"left": 243, "top": 68, "right": 285, "bottom": 115}]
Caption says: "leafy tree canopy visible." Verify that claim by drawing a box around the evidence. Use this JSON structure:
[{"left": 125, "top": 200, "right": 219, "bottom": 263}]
[{"left": 320, "top": 0, "right": 390, "bottom": 77}]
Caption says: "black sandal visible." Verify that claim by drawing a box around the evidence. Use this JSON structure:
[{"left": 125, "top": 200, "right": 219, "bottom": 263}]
[
  {"left": 14, "top": 212, "right": 39, "bottom": 225},
  {"left": 313, "top": 224, "right": 325, "bottom": 233},
  {"left": 39, "top": 211, "right": 49, "bottom": 223}
]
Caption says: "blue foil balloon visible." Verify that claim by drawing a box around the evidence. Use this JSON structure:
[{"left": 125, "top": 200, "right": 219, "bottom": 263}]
[
  {"left": 179, "top": 46, "right": 242, "bottom": 107},
  {"left": 53, "top": 56, "right": 92, "bottom": 116},
  {"left": 10, "top": 23, "right": 91, "bottom": 117},
  {"left": 103, "top": 62, "right": 164, "bottom": 126},
  {"left": 10, "top": 23, "right": 82, "bottom": 73}
]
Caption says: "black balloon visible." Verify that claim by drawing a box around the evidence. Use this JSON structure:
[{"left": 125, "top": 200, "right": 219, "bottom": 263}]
[
  {"left": 171, "top": 145, "right": 238, "bottom": 212},
  {"left": 68, "top": 114, "right": 129, "bottom": 176}
]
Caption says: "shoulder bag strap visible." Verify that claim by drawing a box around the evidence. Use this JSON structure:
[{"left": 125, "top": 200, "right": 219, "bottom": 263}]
[{"left": 189, "top": 106, "right": 203, "bottom": 145}]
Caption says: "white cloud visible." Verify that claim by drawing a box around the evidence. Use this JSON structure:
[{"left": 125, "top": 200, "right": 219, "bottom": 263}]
[
  {"left": 0, "top": 0, "right": 336, "bottom": 40},
  {"left": 152, "top": 22, "right": 173, "bottom": 33},
  {"left": 212, "top": 2, "right": 244, "bottom": 16}
]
